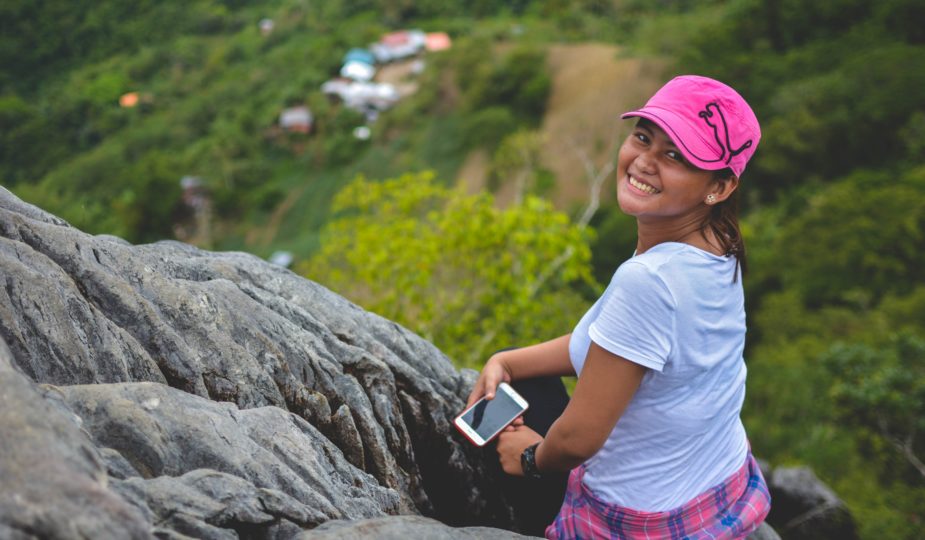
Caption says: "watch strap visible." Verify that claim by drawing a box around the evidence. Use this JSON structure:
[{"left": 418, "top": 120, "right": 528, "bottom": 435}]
[{"left": 521, "top": 442, "right": 542, "bottom": 479}]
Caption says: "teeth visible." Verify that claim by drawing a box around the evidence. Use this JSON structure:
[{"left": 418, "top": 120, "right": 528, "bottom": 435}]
[{"left": 629, "top": 176, "right": 660, "bottom": 194}]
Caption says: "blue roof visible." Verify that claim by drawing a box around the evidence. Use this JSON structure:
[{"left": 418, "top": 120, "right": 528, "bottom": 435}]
[{"left": 343, "top": 48, "right": 375, "bottom": 66}]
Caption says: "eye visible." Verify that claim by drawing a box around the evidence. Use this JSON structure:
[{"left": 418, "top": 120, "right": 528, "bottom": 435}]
[
  {"left": 633, "top": 131, "right": 650, "bottom": 144},
  {"left": 666, "top": 150, "right": 686, "bottom": 163}
]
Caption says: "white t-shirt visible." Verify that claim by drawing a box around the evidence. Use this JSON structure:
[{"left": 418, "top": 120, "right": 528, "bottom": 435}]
[{"left": 568, "top": 242, "right": 749, "bottom": 511}]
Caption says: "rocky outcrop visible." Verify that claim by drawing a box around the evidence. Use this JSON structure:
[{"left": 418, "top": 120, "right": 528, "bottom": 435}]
[
  {"left": 765, "top": 465, "right": 859, "bottom": 540},
  {"left": 0, "top": 186, "right": 518, "bottom": 538},
  {"left": 298, "top": 516, "right": 532, "bottom": 539}
]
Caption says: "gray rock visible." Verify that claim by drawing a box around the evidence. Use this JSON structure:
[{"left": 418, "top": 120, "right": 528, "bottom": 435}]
[
  {"left": 747, "top": 521, "right": 782, "bottom": 540},
  {"left": 58, "top": 382, "right": 399, "bottom": 525},
  {"left": 767, "top": 466, "right": 859, "bottom": 540},
  {"left": 0, "top": 339, "right": 153, "bottom": 539},
  {"left": 0, "top": 186, "right": 516, "bottom": 536},
  {"left": 297, "top": 515, "right": 535, "bottom": 539}
]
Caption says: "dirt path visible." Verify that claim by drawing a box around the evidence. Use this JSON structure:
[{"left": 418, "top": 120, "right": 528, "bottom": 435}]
[
  {"left": 541, "top": 44, "right": 665, "bottom": 209},
  {"left": 456, "top": 44, "right": 666, "bottom": 212}
]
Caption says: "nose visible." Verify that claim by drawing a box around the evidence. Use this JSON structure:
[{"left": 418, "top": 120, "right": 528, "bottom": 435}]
[{"left": 634, "top": 147, "right": 657, "bottom": 175}]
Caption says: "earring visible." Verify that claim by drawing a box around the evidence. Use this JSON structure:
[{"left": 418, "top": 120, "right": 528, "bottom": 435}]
[{"left": 706, "top": 194, "right": 716, "bottom": 204}]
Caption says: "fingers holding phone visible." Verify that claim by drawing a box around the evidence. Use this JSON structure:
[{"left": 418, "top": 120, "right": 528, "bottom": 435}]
[
  {"left": 455, "top": 382, "right": 529, "bottom": 447},
  {"left": 503, "top": 415, "right": 525, "bottom": 432},
  {"left": 465, "top": 353, "right": 513, "bottom": 408}
]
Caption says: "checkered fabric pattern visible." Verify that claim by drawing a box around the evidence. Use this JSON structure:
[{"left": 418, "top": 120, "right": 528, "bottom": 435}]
[{"left": 545, "top": 452, "right": 770, "bottom": 540}]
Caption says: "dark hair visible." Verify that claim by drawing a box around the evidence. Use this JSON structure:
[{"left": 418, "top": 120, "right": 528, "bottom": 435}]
[{"left": 704, "top": 168, "right": 746, "bottom": 279}]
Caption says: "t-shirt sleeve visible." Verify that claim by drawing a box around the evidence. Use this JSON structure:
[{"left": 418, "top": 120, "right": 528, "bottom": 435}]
[{"left": 588, "top": 261, "right": 676, "bottom": 372}]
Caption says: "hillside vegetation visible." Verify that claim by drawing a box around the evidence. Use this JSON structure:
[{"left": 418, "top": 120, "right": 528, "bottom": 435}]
[{"left": 2, "top": 0, "right": 924, "bottom": 538}]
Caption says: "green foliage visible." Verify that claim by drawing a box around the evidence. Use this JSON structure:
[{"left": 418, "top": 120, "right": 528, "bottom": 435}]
[
  {"left": 299, "top": 171, "right": 597, "bottom": 367},
  {"left": 588, "top": 205, "right": 638, "bottom": 284},
  {"left": 740, "top": 169, "right": 925, "bottom": 538},
  {"left": 487, "top": 129, "right": 554, "bottom": 197},
  {"left": 766, "top": 169, "right": 925, "bottom": 307},
  {"left": 452, "top": 37, "right": 551, "bottom": 128},
  {"left": 0, "top": 94, "right": 65, "bottom": 184},
  {"left": 823, "top": 334, "right": 925, "bottom": 481},
  {"left": 461, "top": 106, "right": 518, "bottom": 150},
  {"left": 0, "top": 0, "right": 249, "bottom": 92}
]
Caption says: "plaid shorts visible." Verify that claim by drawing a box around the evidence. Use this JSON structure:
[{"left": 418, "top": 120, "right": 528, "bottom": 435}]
[{"left": 546, "top": 452, "right": 770, "bottom": 540}]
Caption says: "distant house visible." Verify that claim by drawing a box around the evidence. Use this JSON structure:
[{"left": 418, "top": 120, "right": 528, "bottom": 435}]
[
  {"left": 268, "top": 251, "right": 293, "bottom": 268},
  {"left": 343, "top": 48, "right": 375, "bottom": 66},
  {"left": 321, "top": 79, "right": 399, "bottom": 121},
  {"left": 340, "top": 60, "right": 376, "bottom": 82},
  {"left": 119, "top": 91, "right": 155, "bottom": 108},
  {"left": 119, "top": 92, "right": 140, "bottom": 108},
  {"left": 321, "top": 78, "right": 352, "bottom": 101},
  {"left": 425, "top": 32, "right": 452, "bottom": 52},
  {"left": 176, "top": 176, "right": 212, "bottom": 246},
  {"left": 370, "top": 29, "right": 426, "bottom": 63},
  {"left": 279, "top": 106, "right": 313, "bottom": 134},
  {"left": 340, "top": 47, "right": 377, "bottom": 81},
  {"left": 180, "top": 176, "right": 207, "bottom": 208}
]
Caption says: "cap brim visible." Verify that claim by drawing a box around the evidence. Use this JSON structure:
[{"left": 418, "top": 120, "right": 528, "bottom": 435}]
[{"left": 622, "top": 108, "right": 727, "bottom": 172}]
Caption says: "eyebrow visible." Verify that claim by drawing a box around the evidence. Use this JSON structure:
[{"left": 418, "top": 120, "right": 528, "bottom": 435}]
[
  {"left": 636, "top": 120, "right": 682, "bottom": 150},
  {"left": 635, "top": 119, "right": 654, "bottom": 133}
]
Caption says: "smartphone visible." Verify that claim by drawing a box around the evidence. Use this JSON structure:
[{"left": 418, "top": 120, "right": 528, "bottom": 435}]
[{"left": 454, "top": 382, "right": 529, "bottom": 446}]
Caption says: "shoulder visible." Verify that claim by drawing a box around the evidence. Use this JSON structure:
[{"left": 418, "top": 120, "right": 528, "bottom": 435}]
[
  {"left": 627, "top": 242, "right": 696, "bottom": 270},
  {"left": 625, "top": 242, "right": 736, "bottom": 285},
  {"left": 609, "top": 258, "right": 677, "bottom": 311},
  {"left": 613, "top": 244, "right": 692, "bottom": 288}
]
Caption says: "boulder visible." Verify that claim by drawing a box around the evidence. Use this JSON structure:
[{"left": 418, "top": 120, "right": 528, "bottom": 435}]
[
  {"left": 766, "top": 466, "right": 859, "bottom": 540},
  {"left": 0, "top": 186, "right": 518, "bottom": 537},
  {"left": 0, "top": 339, "right": 151, "bottom": 539},
  {"left": 297, "top": 515, "right": 532, "bottom": 539}
]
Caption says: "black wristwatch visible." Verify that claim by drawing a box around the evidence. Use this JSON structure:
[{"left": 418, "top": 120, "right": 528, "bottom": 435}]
[{"left": 521, "top": 442, "right": 543, "bottom": 479}]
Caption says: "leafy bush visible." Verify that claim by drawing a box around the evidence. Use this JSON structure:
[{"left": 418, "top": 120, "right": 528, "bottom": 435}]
[
  {"left": 460, "top": 106, "right": 517, "bottom": 150},
  {"left": 299, "top": 171, "right": 597, "bottom": 367}
]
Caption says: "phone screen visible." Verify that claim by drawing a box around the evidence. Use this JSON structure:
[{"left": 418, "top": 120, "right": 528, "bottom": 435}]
[{"left": 459, "top": 389, "right": 526, "bottom": 442}]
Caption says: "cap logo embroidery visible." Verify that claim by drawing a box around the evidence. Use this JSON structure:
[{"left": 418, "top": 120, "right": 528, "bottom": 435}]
[{"left": 699, "top": 102, "right": 752, "bottom": 165}]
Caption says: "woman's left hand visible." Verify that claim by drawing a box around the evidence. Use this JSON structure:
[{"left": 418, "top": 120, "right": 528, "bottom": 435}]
[{"left": 496, "top": 425, "right": 543, "bottom": 476}]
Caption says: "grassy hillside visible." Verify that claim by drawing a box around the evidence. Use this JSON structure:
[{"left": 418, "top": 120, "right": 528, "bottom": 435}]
[{"left": 2, "top": 0, "right": 623, "bottom": 254}]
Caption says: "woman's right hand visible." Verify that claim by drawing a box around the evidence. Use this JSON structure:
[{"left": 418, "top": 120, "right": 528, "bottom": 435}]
[{"left": 466, "top": 352, "right": 514, "bottom": 408}]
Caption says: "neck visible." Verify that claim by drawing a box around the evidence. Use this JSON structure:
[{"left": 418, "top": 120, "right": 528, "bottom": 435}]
[{"left": 635, "top": 211, "right": 720, "bottom": 255}]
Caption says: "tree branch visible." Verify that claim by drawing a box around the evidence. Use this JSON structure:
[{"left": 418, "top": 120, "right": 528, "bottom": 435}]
[
  {"left": 879, "top": 420, "right": 925, "bottom": 480},
  {"left": 468, "top": 134, "right": 620, "bottom": 364}
]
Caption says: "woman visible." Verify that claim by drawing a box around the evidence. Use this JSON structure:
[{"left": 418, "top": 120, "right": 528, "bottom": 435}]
[{"left": 466, "top": 75, "right": 770, "bottom": 539}]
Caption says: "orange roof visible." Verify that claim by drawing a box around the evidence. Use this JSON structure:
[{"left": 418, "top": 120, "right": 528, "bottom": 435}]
[
  {"left": 119, "top": 92, "right": 139, "bottom": 108},
  {"left": 425, "top": 32, "right": 451, "bottom": 51},
  {"left": 381, "top": 31, "right": 410, "bottom": 46}
]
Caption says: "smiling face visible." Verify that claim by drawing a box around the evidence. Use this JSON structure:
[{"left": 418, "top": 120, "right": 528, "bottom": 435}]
[{"left": 616, "top": 119, "right": 721, "bottom": 226}]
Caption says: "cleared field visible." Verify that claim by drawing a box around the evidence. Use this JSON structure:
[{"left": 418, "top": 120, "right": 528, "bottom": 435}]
[{"left": 458, "top": 44, "right": 666, "bottom": 213}]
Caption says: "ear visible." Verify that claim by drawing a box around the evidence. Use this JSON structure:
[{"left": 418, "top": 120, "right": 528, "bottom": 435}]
[{"left": 708, "top": 175, "right": 739, "bottom": 205}]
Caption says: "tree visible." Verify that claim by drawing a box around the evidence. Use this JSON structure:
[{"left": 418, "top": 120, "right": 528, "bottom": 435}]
[
  {"left": 298, "top": 171, "right": 597, "bottom": 367},
  {"left": 823, "top": 333, "right": 925, "bottom": 481}
]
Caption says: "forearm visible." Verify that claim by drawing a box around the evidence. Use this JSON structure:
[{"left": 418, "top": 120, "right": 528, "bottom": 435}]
[
  {"left": 532, "top": 343, "right": 647, "bottom": 472},
  {"left": 495, "top": 334, "right": 575, "bottom": 380},
  {"left": 534, "top": 417, "right": 597, "bottom": 472}
]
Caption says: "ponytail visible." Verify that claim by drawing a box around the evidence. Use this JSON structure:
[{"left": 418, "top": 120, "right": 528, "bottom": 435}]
[{"left": 704, "top": 168, "right": 746, "bottom": 280}]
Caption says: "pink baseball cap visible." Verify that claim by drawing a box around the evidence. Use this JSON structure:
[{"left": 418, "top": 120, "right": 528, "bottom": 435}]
[{"left": 621, "top": 75, "right": 761, "bottom": 177}]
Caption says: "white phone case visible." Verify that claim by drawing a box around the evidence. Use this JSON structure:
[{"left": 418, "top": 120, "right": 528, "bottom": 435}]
[{"left": 454, "top": 382, "right": 529, "bottom": 446}]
